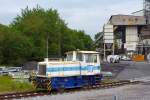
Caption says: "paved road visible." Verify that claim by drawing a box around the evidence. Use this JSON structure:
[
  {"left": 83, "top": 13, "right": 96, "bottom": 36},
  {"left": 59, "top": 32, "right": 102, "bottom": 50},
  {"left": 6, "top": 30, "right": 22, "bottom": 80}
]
[{"left": 102, "top": 61, "right": 150, "bottom": 80}]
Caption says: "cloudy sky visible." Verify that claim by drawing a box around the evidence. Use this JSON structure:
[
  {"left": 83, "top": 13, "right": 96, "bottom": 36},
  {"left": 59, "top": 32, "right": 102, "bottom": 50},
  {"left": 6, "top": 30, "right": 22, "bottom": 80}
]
[{"left": 0, "top": 0, "right": 143, "bottom": 38}]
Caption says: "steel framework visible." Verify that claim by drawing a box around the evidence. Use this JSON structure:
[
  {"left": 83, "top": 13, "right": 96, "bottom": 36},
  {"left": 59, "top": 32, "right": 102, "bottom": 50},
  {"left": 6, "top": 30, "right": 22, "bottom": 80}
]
[{"left": 144, "top": 0, "right": 150, "bottom": 24}]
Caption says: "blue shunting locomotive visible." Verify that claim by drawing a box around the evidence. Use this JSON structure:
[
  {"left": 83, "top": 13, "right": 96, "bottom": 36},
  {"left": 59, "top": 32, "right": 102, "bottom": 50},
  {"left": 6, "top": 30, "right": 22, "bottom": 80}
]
[{"left": 31, "top": 51, "right": 103, "bottom": 92}]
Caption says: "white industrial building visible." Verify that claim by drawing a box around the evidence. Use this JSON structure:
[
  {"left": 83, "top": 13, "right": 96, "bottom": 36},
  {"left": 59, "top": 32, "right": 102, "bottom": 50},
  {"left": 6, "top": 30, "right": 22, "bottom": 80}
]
[{"left": 96, "top": 0, "right": 150, "bottom": 57}]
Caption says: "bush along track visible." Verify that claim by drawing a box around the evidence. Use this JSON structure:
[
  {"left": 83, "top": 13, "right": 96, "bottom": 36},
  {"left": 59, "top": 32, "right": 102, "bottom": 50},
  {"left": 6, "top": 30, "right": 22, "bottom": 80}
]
[{"left": 0, "top": 76, "right": 35, "bottom": 94}]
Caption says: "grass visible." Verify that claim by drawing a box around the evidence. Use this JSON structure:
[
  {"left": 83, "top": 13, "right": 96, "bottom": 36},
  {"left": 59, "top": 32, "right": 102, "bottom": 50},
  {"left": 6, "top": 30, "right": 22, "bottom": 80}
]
[{"left": 0, "top": 76, "right": 35, "bottom": 94}]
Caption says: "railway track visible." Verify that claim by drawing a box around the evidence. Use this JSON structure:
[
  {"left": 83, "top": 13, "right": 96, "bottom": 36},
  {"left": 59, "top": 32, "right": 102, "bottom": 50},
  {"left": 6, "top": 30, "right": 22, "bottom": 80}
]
[
  {"left": 0, "top": 91, "right": 50, "bottom": 100},
  {"left": 0, "top": 80, "right": 140, "bottom": 100}
]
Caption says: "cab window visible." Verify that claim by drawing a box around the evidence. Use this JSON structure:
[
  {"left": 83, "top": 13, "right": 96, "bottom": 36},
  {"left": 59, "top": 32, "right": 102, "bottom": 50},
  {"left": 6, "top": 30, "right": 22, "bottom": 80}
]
[
  {"left": 76, "top": 53, "right": 83, "bottom": 61},
  {"left": 66, "top": 53, "right": 73, "bottom": 61},
  {"left": 85, "top": 54, "right": 97, "bottom": 63}
]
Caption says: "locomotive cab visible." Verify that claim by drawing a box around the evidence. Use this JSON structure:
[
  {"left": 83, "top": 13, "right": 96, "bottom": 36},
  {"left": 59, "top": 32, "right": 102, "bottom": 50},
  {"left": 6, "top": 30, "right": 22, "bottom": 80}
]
[
  {"left": 65, "top": 51, "right": 101, "bottom": 75},
  {"left": 66, "top": 51, "right": 100, "bottom": 63}
]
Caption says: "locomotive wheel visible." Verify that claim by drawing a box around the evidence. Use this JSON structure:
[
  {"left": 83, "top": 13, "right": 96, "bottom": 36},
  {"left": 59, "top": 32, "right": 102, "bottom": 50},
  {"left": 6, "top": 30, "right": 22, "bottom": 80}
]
[{"left": 58, "top": 87, "right": 65, "bottom": 93}]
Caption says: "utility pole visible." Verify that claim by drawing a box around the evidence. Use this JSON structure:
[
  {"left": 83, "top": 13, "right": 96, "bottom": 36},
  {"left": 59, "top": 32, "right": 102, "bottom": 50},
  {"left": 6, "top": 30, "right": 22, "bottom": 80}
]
[
  {"left": 45, "top": 35, "right": 49, "bottom": 65},
  {"left": 113, "top": 33, "right": 115, "bottom": 55},
  {"left": 104, "top": 43, "right": 106, "bottom": 61},
  {"left": 58, "top": 32, "right": 62, "bottom": 58},
  {"left": 47, "top": 36, "right": 49, "bottom": 59}
]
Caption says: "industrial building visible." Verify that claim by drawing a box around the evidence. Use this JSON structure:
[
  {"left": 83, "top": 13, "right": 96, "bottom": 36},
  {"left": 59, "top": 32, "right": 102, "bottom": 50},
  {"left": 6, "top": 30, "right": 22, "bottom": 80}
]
[{"left": 96, "top": 0, "right": 150, "bottom": 58}]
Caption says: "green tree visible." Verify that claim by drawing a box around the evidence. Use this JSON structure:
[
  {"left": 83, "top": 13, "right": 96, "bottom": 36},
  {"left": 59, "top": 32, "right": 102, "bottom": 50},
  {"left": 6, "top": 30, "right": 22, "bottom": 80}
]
[
  {"left": 1, "top": 32, "right": 33, "bottom": 65},
  {"left": 0, "top": 24, "right": 33, "bottom": 65},
  {"left": 5, "top": 6, "right": 94, "bottom": 65},
  {"left": 11, "top": 6, "right": 94, "bottom": 58},
  {"left": 11, "top": 7, "right": 64, "bottom": 59},
  {"left": 0, "top": 24, "right": 9, "bottom": 64}
]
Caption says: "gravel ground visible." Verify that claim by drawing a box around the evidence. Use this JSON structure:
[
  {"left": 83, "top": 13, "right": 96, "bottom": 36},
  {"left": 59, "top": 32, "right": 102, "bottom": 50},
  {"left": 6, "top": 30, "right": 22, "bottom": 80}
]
[
  {"left": 101, "top": 61, "right": 128, "bottom": 78},
  {"left": 18, "top": 61, "right": 150, "bottom": 100},
  {"left": 102, "top": 61, "right": 150, "bottom": 80},
  {"left": 116, "top": 61, "right": 150, "bottom": 80}
]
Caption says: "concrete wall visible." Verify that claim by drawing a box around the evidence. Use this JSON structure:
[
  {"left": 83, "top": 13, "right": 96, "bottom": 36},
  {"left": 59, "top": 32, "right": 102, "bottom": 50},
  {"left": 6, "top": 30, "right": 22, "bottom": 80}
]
[
  {"left": 143, "top": 39, "right": 150, "bottom": 45},
  {"left": 141, "top": 26, "right": 150, "bottom": 39},
  {"left": 110, "top": 15, "right": 146, "bottom": 25},
  {"left": 125, "top": 26, "right": 139, "bottom": 51},
  {"left": 126, "top": 26, "right": 139, "bottom": 43}
]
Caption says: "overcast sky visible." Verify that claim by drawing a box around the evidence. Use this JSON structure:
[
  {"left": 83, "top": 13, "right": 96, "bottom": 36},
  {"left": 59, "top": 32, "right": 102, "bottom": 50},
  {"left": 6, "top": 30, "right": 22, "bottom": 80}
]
[{"left": 0, "top": 0, "right": 143, "bottom": 38}]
